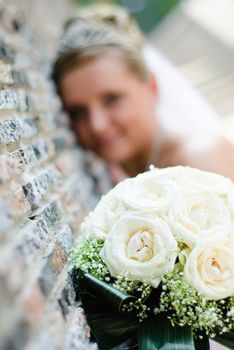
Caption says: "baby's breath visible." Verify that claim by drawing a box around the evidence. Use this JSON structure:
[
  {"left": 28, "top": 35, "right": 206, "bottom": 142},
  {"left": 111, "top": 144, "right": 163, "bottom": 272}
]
[
  {"left": 113, "top": 271, "right": 152, "bottom": 321},
  {"left": 70, "top": 239, "right": 109, "bottom": 280},
  {"left": 156, "top": 271, "right": 234, "bottom": 337}
]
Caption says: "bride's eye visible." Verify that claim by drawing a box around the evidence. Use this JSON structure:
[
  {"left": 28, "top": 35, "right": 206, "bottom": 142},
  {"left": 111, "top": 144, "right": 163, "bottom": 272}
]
[
  {"left": 67, "top": 106, "right": 88, "bottom": 121},
  {"left": 104, "top": 94, "right": 122, "bottom": 106}
]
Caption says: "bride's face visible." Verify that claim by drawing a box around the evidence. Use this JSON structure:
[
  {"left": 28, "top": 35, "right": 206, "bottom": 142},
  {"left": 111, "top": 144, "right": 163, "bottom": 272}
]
[{"left": 60, "top": 54, "right": 157, "bottom": 164}]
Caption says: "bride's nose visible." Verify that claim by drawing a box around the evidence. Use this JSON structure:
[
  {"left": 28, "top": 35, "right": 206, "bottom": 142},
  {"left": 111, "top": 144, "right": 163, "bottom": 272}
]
[{"left": 89, "top": 105, "right": 110, "bottom": 134}]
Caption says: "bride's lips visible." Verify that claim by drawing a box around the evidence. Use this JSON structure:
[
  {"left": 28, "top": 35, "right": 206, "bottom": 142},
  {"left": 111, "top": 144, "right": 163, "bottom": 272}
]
[{"left": 95, "top": 136, "right": 120, "bottom": 149}]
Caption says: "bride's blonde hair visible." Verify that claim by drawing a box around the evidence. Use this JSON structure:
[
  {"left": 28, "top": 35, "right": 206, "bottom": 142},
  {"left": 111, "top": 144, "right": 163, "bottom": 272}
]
[
  {"left": 67, "top": 3, "right": 145, "bottom": 49},
  {"left": 53, "top": 4, "right": 149, "bottom": 94}
]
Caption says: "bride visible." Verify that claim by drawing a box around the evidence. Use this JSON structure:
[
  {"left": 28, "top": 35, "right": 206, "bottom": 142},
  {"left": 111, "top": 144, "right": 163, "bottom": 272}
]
[
  {"left": 53, "top": 5, "right": 234, "bottom": 187},
  {"left": 53, "top": 6, "right": 232, "bottom": 349}
]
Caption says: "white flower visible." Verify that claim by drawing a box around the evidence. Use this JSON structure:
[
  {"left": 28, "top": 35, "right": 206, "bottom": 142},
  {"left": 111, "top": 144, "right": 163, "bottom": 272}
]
[
  {"left": 112, "top": 179, "right": 170, "bottom": 214},
  {"left": 184, "top": 237, "right": 234, "bottom": 300},
  {"left": 173, "top": 166, "right": 234, "bottom": 193},
  {"left": 167, "top": 190, "right": 233, "bottom": 247},
  {"left": 80, "top": 192, "right": 126, "bottom": 240},
  {"left": 147, "top": 165, "right": 233, "bottom": 190},
  {"left": 80, "top": 175, "right": 175, "bottom": 240},
  {"left": 80, "top": 166, "right": 234, "bottom": 247},
  {"left": 101, "top": 215, "right": 178, "bottom": 287}
]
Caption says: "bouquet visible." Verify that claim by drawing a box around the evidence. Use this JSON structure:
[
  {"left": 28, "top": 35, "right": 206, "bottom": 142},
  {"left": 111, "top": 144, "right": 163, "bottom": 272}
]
[{"left": 71, "top": 166, "right": 234, "bottom": 350}]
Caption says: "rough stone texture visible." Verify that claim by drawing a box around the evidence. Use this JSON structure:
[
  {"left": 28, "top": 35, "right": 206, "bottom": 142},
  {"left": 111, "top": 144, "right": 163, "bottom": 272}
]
[{"left": 0, "top": 0, "right": 111, "bottom": 349}]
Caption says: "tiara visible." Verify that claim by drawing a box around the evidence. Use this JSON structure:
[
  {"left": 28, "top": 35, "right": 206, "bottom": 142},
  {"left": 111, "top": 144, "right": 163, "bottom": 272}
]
[{"left": 58, "top": 18, "right": 132, "bottom": 54}]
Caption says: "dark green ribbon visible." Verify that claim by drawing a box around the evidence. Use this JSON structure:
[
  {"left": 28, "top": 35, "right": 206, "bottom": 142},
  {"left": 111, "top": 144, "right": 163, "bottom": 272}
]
[
  {"left": 76, "top": 271, "right": 233, "bottom": 350},
  {"left": 214, "top": 331, "right": 234, "bottom": 350}
]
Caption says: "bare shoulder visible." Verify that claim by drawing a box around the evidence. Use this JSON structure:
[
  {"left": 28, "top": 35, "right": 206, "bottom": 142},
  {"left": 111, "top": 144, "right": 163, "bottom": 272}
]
[{"left": 174, "top": 133, "right": 234, "bottom": 182}]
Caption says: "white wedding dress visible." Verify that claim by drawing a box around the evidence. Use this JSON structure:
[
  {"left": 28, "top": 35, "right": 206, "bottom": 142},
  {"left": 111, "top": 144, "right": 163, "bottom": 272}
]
[{"left": 143, "top": 45, "right": 221, "bottom": 137}]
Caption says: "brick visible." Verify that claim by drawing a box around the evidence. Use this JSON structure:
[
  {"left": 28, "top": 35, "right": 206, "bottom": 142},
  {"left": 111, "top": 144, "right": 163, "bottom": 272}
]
[
  {"left": 58, "top": 168, "right": 98, "bottom": 215},
  {"left": 57, "top": 111, "right": 71, "bottom": 128},
  {"left": 14, "top": 51, "right": 31, "bottom": 70},
  {"left": 0, "top": 201, "right": 61, "bottom": 291},
  {"left": 0, "top": 155, "right": 9, "bottom": 182},
  {"left": 0, "top": 281, "right": 45, "bottom": 348},
  {"left": 30, "top": 91, "right": 59, "bottom": 113},
  {"left": 22, "top": 166, "right": 63, "bottom": 209},
  {"left": 25, "top": 303, "right": 65, "bottom": 350},
  {"left": 0, "top": 61, "right": 14, "bottom": 84},
  {"left": 9, "top": 187, "right": 30, "bottom": 215},
  {"left": 0, "top": 188, "right": 31, "bottom": 232},
  {"left": 37, "top": 200, "right": 61, "bottom": 227},
  {"left": 65, "top": 307, "right": 97, "bottom": 350},
  {"left": 19, "top": 201, "right": 61, "bottom": 255},
  {"left": 0, "top": 63, "right": 33, "bottom": 88},
  {"left": 0, "top": 197, "right": 13, "bottom": 235},
  {"left": 0, "top": 252, "right": 25, "bottom": 301},
  {"left": 38, "top": 237, "right": 70, "bottom": 298},
  {"left": 19, "top": 281, "right": 45, "bottom": 333},
  {"left": 32, "top": 139, "right": 52, "bottom": 161},
  {"left": 1, "top": 318, "right": 29, "bottom": 350},
  {"left": 25, "top": 331, "right": 54, "bottom": 350},
  {"left": 0, "top": 1, "right": 104, "bottom": 349},
  {"left": 57, "top": 275, "right": 76, "bottom": 318},
  {"left": 0, "top": 40, "right": 14, "bottom": 61},
  {"left": 21, "top": 118, "right": 38, "bottom": 138},
  {"left": 38, "top": 225, "right": 72, "bottom": 297},
  {"left": 0, "top": 1, "right": 23, "bottom": 34},
  {"left": 0, "top": 118, "right": 37, "bottom": 145},
  {"left": 55, "top": 224, "right": 73, "bottom": 254},
  {"left": 57, "top": 176, "right": 85, "bottom": 231},
  {"left": 27, "top": 306, "right": 96, "bottom": 350},
  {"left": 12, "top": 69, "right": 30, "bottom": 86},
  {"left": 55, "top": 150, "right": 82, "bottom": 178},
  {"left": 19, "top": 201, "right": 60, "bottom": 257},
  {"left": 0, "top": 146, "right": 37, "bottom": 182},
  {"left": 52, "top": 130, "right": 75, "bottom": 152},
  {"left": 30, "top": 72, "right": 47, "bottom": 89},
  {"left": 0, "top": 282, "right": 47, "bottom": 348},
  {"left": 84, "top": 151, "right": 112, "bottom": 195},
  {"left": 0, "top": 139, "right": 50, "bottom": 182},
  {"left": 35, "top": 113, "right": 59, "bottom": 133},
  {"left": 0, "top": 88, "right": 31, "bottom": 111},
  {"left": 0, "top": 287, "right": 21, "bottom": 341},
  {"left": 0, "top": 119, "right": 22, "bottom": 145}
]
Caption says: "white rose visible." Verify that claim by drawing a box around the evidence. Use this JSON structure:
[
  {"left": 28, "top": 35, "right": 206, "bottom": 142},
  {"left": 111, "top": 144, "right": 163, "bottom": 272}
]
[
  {"left": 80, "top": 175, "right": 174, "bottom": 240},
  {"left": 101, "top": 215, "right": 178, "bottom": 287},
  {"left": 80, "top": 193, "right": 126, "bottom": 240},
  {"left": 174, "top": 166, "right": 234, "bottom": 194},
  {"left": 130, "top": 168, "right": 178, "bottom": 213},
  {"left": 184, "top": 237, "right": 234, "bottom": 300},
  {"left": 168, "top": 190, "right": 232, "bottom": 247},
  {"left": 113, "top": 185, "right": 169, "bottom": 217},
  {"left": 144, "top": 165, "right": 234, "bottom": 196}
]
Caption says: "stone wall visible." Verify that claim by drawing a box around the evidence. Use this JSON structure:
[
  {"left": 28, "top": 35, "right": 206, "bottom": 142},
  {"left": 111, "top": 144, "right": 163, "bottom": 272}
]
[{"left": 0, "top": 0, "right": 107, "bottom": 349}]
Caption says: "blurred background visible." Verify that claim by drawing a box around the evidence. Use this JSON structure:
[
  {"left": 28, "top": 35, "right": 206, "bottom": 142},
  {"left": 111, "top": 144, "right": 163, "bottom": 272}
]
[{"left": 77, "top": 0, "right": 180, "bottom": 33}]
